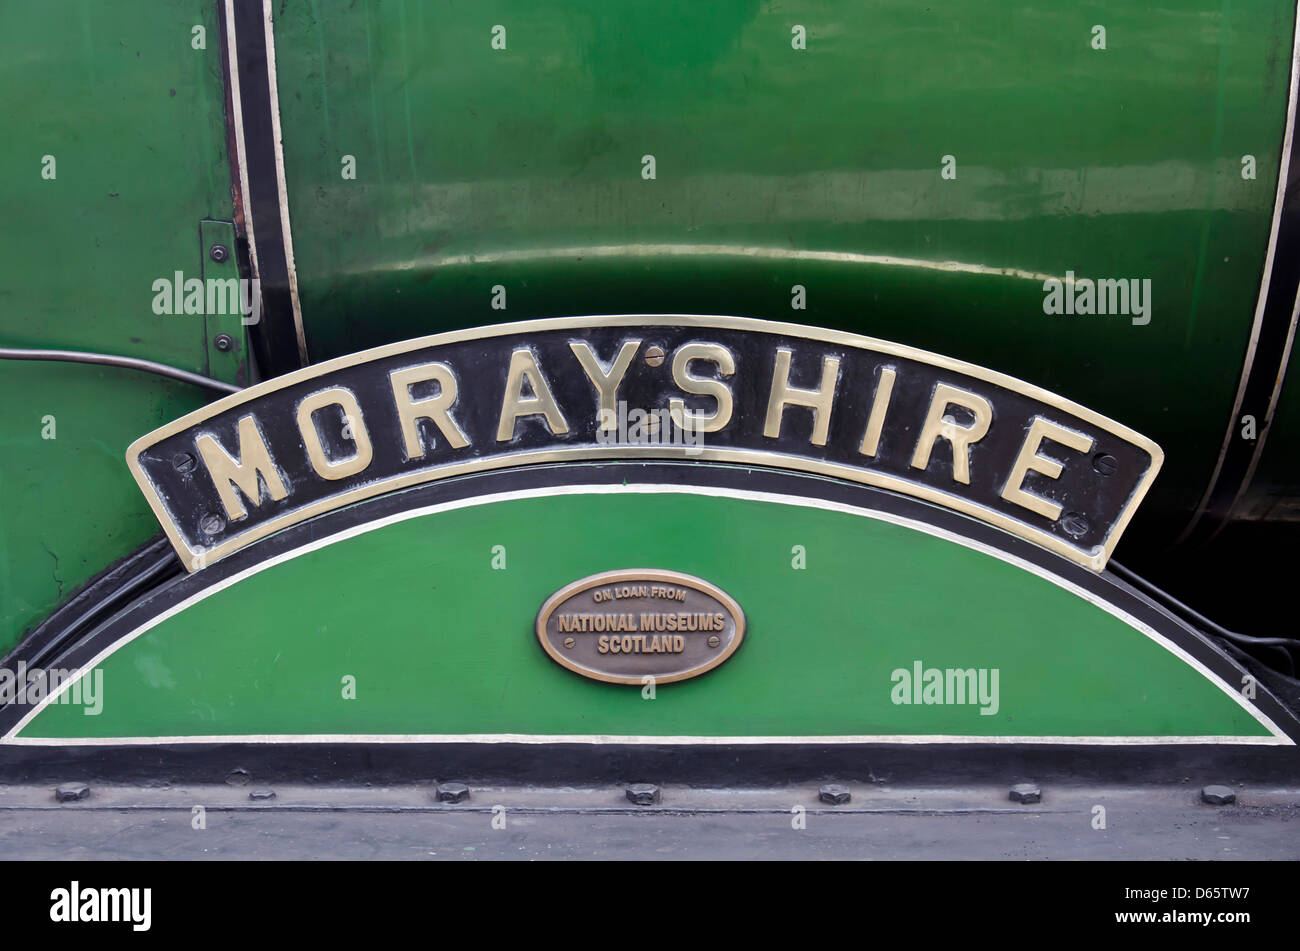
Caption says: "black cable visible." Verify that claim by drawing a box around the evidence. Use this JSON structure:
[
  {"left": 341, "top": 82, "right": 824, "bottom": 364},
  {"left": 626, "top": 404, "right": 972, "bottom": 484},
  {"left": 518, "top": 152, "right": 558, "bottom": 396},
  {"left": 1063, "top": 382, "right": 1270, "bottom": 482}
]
[
  {"left": 1110, "top": 559, "right": 1298, "bottom": 677},
  {"left": 0, "top": 347, "right": 241, "bottom": 395}
]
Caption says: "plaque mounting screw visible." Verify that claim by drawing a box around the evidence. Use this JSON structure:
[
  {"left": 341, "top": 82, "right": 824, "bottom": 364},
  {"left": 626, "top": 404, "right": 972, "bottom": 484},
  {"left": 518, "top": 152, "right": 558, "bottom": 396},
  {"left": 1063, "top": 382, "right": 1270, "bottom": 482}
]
[
  {"left": 1059, "top": 512, "right": 1089, "bottom": 538},
  {"left": 644, "top": 345, "right": 665, "bottom": 367},
  {"left": 172, "top": 451, "right": 196, "bottom": 473},
  {"left": 1092, "top": 453, "right": 1118, "bottom": 476},
  {"left": 707, "top": 635, "right": 720, "bottom": 648},
  {"left": 200, "top": 513, "right": 225, "bottom": 535},
  {"left": 563, "top": 637, "right": 576, "bottom": 649},
  {"left": 209, "top": 244, "right": 229, "bottom": 263}
]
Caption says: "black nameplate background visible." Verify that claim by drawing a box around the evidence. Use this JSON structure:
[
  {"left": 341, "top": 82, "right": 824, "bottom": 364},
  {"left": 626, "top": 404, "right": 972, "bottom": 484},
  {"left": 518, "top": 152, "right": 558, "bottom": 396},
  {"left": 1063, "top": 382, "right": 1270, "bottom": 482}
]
[{"left": 129, "top": 320, "right": 1158, "bottom": 569}]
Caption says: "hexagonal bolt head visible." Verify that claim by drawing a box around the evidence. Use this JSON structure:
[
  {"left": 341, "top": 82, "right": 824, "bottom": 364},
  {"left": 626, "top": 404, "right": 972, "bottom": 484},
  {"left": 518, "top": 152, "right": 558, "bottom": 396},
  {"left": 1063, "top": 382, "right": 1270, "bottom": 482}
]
[
  {"left": 1201, "top": 784, "right": 1236, "bottom": 805},
  {"left": 54, "top": 782, "right": 90, "bottom": 803},
  {"left": 626, "top": 783, "right": 660, "bottom": 805},
  {"left": 209, "top": 244, "right": 230, "bottom": 263},
  {"left": 248, "top": 788, "right": 276, "bottom": 801},
  {"left": 1009, "top": 783, "right": 1042, "bottom": 804},
  {"left": 213, "top": 334, "right": 234, "bottom": 352},
  {"left": 818, "top": 783, "right": 852, "bottom": 805},
  {"left": 435, "top": 782, "right": 470, "bottom": 803}
]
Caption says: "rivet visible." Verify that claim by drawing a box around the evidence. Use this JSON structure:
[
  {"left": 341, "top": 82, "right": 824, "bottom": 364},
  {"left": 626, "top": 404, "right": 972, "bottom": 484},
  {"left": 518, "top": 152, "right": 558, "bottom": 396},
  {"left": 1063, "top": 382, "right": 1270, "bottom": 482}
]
[
  {"left": 249, "top": 788, "right": 276, "bottom": 801},
  {"left": 1009, "top": 783, "right": 1041, "bottom": 804},
  {"left": 225, "top": 768, "right": 251, "bottom": 786},
  {"left": 435, "top": 782, "right": 470, "bottom": 803},
  {"left": 644, "top": 345, "right": 665, "bottom": 367},
  {"left": 626, "top": 783, "right": 660, "bottom": 805},
  {"left": 55, "top": 782, "right": 90, "bottom": 803},
  {"left": 209, "top": 244, "right": 230, "bottom": 263},
  {"left": 1201, "top": 784, "right": 1236, "bottom": 805},
  {"left": 819, "top": 783, "right": 851, "bottom": 805}
]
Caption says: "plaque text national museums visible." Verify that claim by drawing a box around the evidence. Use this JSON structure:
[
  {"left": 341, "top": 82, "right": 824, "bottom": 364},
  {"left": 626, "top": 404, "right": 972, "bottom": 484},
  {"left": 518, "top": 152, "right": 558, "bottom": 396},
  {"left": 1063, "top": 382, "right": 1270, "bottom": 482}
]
[{"left": 536, "top": 570, "right": 746, "bottom": 685}]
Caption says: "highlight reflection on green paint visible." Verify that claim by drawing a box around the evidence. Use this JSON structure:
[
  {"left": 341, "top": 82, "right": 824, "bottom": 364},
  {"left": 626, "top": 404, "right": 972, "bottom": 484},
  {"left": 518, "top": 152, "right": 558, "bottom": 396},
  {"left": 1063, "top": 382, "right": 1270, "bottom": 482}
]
[
  {"left": 272, "top": 0, "right": 1295, "bottom": 536},
  {"left": 22, "top": 492, "right": 1268, "bottom": 740}
]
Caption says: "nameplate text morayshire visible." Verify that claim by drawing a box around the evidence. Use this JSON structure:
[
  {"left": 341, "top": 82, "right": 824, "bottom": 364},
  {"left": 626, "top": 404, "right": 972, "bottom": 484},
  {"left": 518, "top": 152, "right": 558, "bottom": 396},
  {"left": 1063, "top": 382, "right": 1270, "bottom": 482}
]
[{"left": 126, "top": 316, "right": 1162, "bottom": 571}]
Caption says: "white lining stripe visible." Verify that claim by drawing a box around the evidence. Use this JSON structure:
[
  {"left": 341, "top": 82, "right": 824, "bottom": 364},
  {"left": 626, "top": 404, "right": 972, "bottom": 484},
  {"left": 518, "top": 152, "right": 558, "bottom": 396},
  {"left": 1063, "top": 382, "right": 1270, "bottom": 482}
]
[
  {"left": 7, "top": 485, "right": 1288, "bottom": 746},
  {"left": 1226, "top": 283, "right": 1300, "bottom": 521},
  {"left": 1181, "top": 0, "right": 1300, "bottom": 540},
  {"left": 262, "top": 0, "right": 309, "bottom": 363},
  {"left": 224, "top": 0, "right": 259, "bottom": 282}
]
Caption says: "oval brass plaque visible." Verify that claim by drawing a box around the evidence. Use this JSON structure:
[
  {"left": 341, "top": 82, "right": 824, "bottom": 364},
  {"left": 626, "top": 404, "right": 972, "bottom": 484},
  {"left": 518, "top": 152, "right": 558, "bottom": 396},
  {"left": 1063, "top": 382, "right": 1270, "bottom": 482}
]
[{"left": 536, "top": 569, "right": 745, "bottom": 685}]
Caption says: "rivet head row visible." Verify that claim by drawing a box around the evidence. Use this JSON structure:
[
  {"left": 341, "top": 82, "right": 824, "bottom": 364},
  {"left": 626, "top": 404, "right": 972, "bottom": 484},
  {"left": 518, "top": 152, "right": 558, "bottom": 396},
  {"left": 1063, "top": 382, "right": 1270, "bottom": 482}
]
[
  {"left": 435, "top": 782, "right": 471, "bottom": 803},
  {"left": 1201, "top": 785, "right": 1236, "bottom": 805},
  {"left": 626, "top": 783, "right": 660, "bottom": 805},
  {"left": 819, "top": 784, "right": 852, "bottom": 805},
  {"left": 55, "top": 782, "right": 90, "bottom": 803},
  {"left": 1009, "top": 783, "right": 1041, "bottom": 804}
]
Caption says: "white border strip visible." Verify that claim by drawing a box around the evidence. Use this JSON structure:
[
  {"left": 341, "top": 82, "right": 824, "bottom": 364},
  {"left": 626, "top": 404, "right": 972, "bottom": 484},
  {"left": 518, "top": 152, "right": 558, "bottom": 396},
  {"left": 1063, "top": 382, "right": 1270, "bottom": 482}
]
[
  {"left": 262, "top": 0, "right": 309, "bottom": 364},
  {"left": 2, "top": 733, "right": 1283, "bottom": 747},
  {"left": 7, "top": 485, "right": 1288, "bottom": 746}
]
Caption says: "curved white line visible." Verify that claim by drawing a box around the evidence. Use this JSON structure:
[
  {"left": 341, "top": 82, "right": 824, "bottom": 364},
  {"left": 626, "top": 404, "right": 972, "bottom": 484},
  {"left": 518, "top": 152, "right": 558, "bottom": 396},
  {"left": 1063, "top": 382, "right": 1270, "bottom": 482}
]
[
  {"left": 7, "top": 485, "right": 1288, "bottom": 745},
  {"left": 1225, "top": 283, "right": 1300, "bottom": 522},
  {"left": 1181, "top": 0, "right": 1300, "bottom": 539},
  {"left": 224, "top": 0, "right": 259, "bottom": 281},
  {"left": 262, "top": 0, "right": 309, "bottom": 363}
]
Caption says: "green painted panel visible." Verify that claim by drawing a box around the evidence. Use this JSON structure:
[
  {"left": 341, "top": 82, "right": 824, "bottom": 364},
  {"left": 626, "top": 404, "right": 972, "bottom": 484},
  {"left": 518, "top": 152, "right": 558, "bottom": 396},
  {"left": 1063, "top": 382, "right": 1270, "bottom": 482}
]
[
  {"left": 21, "top": 492, "right": 1268, "bottom": 740},
  {"left": 0, "top": 370, "right": 214, "bottom": 647},
  {"left": 0, "top": 0, "right": 237, "bottom": 648},
  {"left": 271, "top": 0, "right": 1295, "bottom": 539}
]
